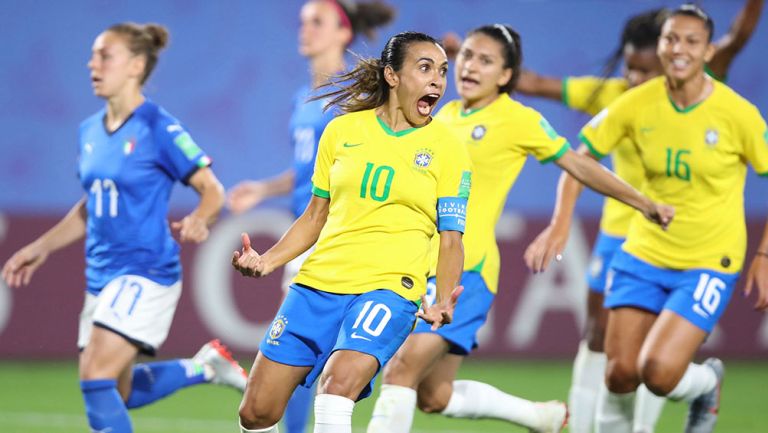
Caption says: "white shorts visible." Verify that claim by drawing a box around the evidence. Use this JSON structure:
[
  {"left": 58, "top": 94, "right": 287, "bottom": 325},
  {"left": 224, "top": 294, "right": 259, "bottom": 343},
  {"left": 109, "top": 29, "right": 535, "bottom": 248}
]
[
  {"left": 281, "top": 246, "right": 315, "bottom": 293},
  {"left": 78, "top": 275, "right": 182, "bottom": 355}
]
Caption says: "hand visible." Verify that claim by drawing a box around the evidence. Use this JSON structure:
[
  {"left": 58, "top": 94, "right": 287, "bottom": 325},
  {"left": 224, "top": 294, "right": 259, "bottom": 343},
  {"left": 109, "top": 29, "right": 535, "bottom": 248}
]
[
  {"left": 442, "top": 32, "right": 462, "bottom": 61},
  {"left": 227, "top": 181, "right": 268, "bottom": 215},
  {"left": 231, "top": 233, "right": 267, "bottom": 278},
  {"left": 524, "top": 224, "right": 569, "bottom": 274},
  {"left": 744, "top": 253, "right": 768, "bottom": 311},
  {"left": 171, "top": 214, "right": 209, "bottom": 243},
  {"left": 643, "top": 202, "right": 674, "bottom": 231},
  {"left": 2, "top": 244, "right": 48, "bottom": 288},
  {"left": 416, "top": 285, "right": 463, "bottom": 331}
]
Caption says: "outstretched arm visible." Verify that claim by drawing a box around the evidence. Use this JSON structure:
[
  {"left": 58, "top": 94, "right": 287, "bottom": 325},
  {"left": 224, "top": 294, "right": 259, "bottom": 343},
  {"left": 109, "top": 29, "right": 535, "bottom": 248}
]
[
  {"left": 2, "top": 198, "right": 87, "bottom": 287},
  {"left": 707, "top": 0, "right": 764, "bottom": 80},
  {"left": 744, "top": 220, "right": 768, "bottom": 311},
  {"left": 227, "top": 169, "right": 296, "bottom": 215},
  {"left": 516, "top": 70, "right": 564, "bottom": 101}
]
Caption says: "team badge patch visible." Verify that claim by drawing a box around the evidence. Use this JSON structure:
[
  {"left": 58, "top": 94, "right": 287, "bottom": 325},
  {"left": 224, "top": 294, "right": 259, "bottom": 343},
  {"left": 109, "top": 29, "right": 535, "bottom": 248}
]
[
  {"left": 123, "top": 138, "right": 136, "bottom": 155},
  {"left": 458, "top": 170, "right": 472, "bottom": 199},
  {"left": 705, "top": 129, "right": 719, "bottom": 147},
  {"left": 268, "top": 315, "right": 288, "bottom": 341},
  {"left": 589, "top": 256, "right": 603, "bottom": 279},
  {"left": 471, "top": 125, "right": 486, "bottom": 141},
  {"left": 414, "top": 148, "right": 434, "bottom": 169},
  {"left": 174, "top": 132, "right": 203, "bottom": 160}
]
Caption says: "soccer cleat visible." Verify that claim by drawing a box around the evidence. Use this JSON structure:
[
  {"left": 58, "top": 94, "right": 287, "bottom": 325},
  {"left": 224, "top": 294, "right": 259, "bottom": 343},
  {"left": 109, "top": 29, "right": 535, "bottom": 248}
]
[
  {"left": 530, "top": 400, "right": 568, "bottom": 433},
  {"left": 193, "top": 339, "right": 248, "bottom": 392},
  {"left": 684, "top": 358, "right": 724, "bottom": 433}
]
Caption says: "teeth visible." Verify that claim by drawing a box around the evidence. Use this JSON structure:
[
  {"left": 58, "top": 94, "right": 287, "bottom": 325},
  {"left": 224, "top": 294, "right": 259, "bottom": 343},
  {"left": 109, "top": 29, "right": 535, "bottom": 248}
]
[{"left": 672, "top": 59, "right": 688, "bottom": 68}]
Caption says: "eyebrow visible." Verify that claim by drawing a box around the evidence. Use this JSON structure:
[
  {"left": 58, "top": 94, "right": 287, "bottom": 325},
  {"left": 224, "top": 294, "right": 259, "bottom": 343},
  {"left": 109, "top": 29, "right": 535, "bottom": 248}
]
[{"left": 417, "top": 57, "right": 435, "bottom": 64}]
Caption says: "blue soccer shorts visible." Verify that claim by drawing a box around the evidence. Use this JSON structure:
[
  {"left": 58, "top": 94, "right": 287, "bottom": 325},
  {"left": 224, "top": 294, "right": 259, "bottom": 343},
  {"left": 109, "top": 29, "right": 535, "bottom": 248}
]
[
  {"left": 586, "top": 231, "right": 625, "bottom": 294},
  {"left": 605, "top": 250, "right": 739, "bottom": 333},
  {"left": 259, "top": 284, "right": 417, "bottom": 400},
  {"left": 412, "top": 271, "right": 494, "bottom": 355}
]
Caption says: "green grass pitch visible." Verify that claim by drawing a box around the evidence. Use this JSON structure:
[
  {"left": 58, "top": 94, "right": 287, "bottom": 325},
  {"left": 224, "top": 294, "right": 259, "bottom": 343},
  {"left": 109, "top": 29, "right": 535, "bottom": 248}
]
[{"left": 1, "top": 359, "right": 765, "bottom": 432}]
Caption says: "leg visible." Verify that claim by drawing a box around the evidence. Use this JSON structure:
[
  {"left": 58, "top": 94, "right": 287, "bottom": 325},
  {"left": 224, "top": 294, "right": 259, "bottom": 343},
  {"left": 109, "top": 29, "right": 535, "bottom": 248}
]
[
  {"left": 367, "top": 333, "right": 449, "bottom": 433},
  {"left": 239, "top": 352, "right": 312, "bottom": 431},
  {"left": 569, "top": 290, "right": 609, "bottom": 433},
  {"left": 79, "top": 326, "right": 140, "bottom": 433},
  {"left": 596, "top": 307, "right": 656, "bottom": 433},
  {"left": 284, "top": 384, "right": 315, "bottom": 433},
  {"left": 315, "top": 350, "right": 380, "bottom": 433}
]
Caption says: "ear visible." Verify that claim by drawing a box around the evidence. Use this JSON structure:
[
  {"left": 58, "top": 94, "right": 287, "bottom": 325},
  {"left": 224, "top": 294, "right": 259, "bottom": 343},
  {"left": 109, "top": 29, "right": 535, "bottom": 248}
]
[
  {"left": 703, "top": 42, "right": 715, "bottom": 63},
  {"left": 383, "top": 65, "right": 399, "bottom": 88},
  {"left": 497, "top": 67, "right": 513, "bottom": 89},
  {"left": 128, "top": 55, "right": 147, "bottom": 81},
  {"left": 338, "top": 26, "right": 353, "bottom": 47}
]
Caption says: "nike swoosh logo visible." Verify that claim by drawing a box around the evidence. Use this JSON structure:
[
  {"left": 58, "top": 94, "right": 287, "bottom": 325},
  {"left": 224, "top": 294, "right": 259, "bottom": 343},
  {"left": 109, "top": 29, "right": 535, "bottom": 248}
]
[
  {"left": 350, "top": 332, "right": 372, "bottom": 341},
  {"left": 343, "top": 142, "right": 363, "bottom": 148}
]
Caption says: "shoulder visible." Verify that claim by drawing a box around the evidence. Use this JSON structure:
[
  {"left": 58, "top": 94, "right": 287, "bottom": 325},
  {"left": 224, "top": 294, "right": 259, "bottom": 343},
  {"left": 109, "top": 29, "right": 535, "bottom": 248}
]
[
  {"left": 435, "top": 99, "right": 461, "bottom": 120},
  {"left": 79, "top": 109, "right": 105, "bottom": 132}
]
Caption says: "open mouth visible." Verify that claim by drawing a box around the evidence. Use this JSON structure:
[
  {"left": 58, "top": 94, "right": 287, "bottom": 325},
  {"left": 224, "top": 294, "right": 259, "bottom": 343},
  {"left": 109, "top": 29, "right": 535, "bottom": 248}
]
[
  {"left": 460, "top": 76, "right": 480, "bottom": 87},
  {"left": 417, "top": 93, "right": 440, "bottom": 116}
]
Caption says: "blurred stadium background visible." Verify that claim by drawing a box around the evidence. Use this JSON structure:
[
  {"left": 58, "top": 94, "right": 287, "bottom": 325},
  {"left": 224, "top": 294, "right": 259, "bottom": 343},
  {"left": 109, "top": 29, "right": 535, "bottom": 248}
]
[{"left": 0, "top": 0, "right": 766, "bottom": 431}]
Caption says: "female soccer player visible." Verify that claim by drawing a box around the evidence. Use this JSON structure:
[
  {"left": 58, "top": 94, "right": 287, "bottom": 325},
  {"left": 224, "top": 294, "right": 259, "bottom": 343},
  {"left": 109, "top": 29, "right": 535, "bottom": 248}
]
[
  {"left": 521, "top": 2, "right": 762, "bottom": 432},
  {"left": 1, "top": 23, "right": 244, "bottom": 433},
  {"left": 533, "top": 5, "right": 767, "bottom": 433},
  {"left": 232, "top": 31, "right": 471, "bottom": 433},
  {"left": 227, "top": 2, "right": 394, "bottom": 432},
  {"left": 366, "top": 24, "right": 673, "bottom": 433}
]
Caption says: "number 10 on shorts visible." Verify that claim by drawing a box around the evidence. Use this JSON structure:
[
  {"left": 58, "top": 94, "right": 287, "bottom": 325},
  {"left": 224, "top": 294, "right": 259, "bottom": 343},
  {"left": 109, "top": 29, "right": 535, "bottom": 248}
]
[
  {"left": 352, "top": 301, "right": 392, "bottom": 338},
  {"left": 692, "top": 273, "right": 725, "bottom": 318}
]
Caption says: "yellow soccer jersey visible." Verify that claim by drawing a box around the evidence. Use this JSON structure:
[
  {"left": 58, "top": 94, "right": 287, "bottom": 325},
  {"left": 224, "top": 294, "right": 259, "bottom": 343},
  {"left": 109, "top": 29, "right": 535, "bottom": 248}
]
[
  {"left": 580, "top": 76, "right": 768, "bottom": 273},
  {"left": 564, "top": 75, "right": 643, "bottom": 237},
  {"left": 293, "top": 109, "right": 472, "bottom": 302},
  {"left": 432, "top": 95, "right": 570, "bottom": 294}
]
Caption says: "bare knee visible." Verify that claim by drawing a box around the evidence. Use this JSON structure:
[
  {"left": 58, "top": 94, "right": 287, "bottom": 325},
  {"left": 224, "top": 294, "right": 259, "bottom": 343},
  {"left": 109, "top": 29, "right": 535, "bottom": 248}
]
[
  {"left": 238, "top": 399, "right": 281, "bottom": 430},
  {"left": 605, "top": 358, "right": 641, "bottom": 393},
  {"left": 639, "top": 357, "right": 678, "bottom": 396},
  {"left": 416, "top": 389, "right": 450, "bottom": 414},
  {"left": 381, "top": 353, "right": 420, "bottom": 388},
  {"left": 317, "top": 371, "right": 364, "bottom": 400}
]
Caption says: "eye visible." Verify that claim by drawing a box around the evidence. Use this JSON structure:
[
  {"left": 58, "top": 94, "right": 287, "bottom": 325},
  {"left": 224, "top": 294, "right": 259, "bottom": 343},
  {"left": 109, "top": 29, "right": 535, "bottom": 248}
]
[
  {"left": 440, "top": 66, "right": 448, "bottom": 77},
  {"left": 481, "top": 57, "right": 492, "bottom": 66},
  {"left": 420, "top": 63, "right": 430, "bottom": 72}
]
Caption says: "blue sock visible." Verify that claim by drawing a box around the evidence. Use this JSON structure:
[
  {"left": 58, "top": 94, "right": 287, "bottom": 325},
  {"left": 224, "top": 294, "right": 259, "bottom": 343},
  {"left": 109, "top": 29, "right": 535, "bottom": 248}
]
[
  {"left": 81, "top": 379, "right": 132, "bottom": 433},
  {"left": 125, "top": 359, "right": 208, "bottom": 409},
  {"left": 284, "top": 384, "right": 314, "bottom": 433}
]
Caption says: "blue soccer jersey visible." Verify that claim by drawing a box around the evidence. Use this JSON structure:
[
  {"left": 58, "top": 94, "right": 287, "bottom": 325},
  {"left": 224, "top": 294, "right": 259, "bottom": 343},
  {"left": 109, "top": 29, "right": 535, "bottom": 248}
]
[
  {"left": 289, "top": 85, "right": 337, "bottom": 218},
  {"left": 78, "top": 100, "right": 211, "bottom": 294}
]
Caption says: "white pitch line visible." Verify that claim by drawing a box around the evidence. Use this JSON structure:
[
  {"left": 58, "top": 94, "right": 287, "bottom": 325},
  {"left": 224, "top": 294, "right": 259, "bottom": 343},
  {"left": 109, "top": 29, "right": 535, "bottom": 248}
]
[{"left": 0, "top": 411, "right": 477, "bottom": 433}]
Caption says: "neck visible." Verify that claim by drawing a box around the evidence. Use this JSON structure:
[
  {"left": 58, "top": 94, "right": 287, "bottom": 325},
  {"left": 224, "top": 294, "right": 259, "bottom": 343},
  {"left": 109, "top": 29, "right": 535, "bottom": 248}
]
[
  {"left": 105, "top": 86, "right": 145, "bottom": 131},
  {"left": 666, "top": 71, "right": 712, "bottom": 110},
  {"left": 310, "top": 49, "right": 346, "bottom": 88},
  {"left": 462, "top": 92, "right": 501, "bottom": 112},
  {"left": 376, "top": 99, "right": 426, "bottom": 132}
]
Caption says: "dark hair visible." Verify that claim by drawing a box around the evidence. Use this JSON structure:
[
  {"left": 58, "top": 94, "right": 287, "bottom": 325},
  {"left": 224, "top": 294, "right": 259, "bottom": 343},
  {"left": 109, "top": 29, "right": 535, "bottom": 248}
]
[
  {"left": 107, "top": 22, "right": 169, "bottom": 84},
  {"left": 667, "top": 3, "right": 715, "bottom": 42},
  {"left": 336, "top": 0, "right": 396, "bottom": 41},
  {"left": 314, "top": 31, "right": 441, "bottom": 113},
  {"left": 466, "top": 24, "right": 523, "bottom": 93}
]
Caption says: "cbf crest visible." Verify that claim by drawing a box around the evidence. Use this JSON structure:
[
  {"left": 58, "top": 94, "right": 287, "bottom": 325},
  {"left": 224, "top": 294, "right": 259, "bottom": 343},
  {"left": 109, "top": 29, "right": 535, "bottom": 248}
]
[
  {"left": 414, "top": 148, "right": 434, "bottom": 170},
  {"left": 267, "top": 315, "right": 288, "bottom": 345},
  {"left": 705, "top": 128, "right": 719, "bottom": 147},
  {"left": 471, "top": 125, "right": 486, "bottom": 141}
]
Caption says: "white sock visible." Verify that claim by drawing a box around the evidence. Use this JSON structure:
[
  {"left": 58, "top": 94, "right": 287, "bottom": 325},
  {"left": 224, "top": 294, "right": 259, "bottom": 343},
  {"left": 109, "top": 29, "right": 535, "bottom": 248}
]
[
  {"left": 633, "top": 384, "right": 665, "bottom": 433},
  {"left": 666, "top": 363, "right": 717, "bottom": 403},
  {"left": 366, "top": 384, "right": 417, "bottom": 433},
  {"left": 568, "top": 340, "right": 607, "bottom": 433},
  {"left": 595, "top": 384, "right": 635, "bottom": 433},
  {"left": 240, "top": 422, "right": 279, "bottom": 433},
  {"left": 314, "top": 394, "right": 354, "bottom": 433},
  {"left": 441, "top": 380, "right": 541, "bottom": 429}
]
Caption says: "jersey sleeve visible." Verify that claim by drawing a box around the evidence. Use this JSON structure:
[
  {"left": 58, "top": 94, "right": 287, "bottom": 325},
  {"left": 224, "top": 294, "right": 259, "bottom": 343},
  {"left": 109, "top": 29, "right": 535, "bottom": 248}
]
[
  {"left": 578, "top": 98, "right": 632, "bottom": 160},
  {"left": 436, "top": 133, "right": 472, "bottom": 233},
  {"left": 155, "top": 117, "right": 211, "bottom": 185},
  {"left": 740, "top": 105, "right": 768, "bottom": 176},
  {"left": 563, "top": 76, "right": 628, "bottom": 116},
  {"left": 310, "top": 117, "right": 338, "bottom": 198},
  {"left": 520, "top": 110, "right": 571, "bottom": 164}
]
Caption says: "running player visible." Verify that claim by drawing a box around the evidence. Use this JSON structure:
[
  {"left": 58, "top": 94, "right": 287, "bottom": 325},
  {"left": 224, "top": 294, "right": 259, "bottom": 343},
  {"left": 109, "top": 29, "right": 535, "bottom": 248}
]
[
  {"left": 366, "top": 24, "right": 673, "bottom": 433},
  {"left": 227, "top": 2, "right": 394, "bottom": 432},
  {"left": 533, "top": 5, "right": 767, "bottom": 433},
  {"left": 232, "top": 31, "right": 470, "bottom": 433},
  {"left": 1, "top": 23, "right": 245, "bottom": 433},
  {"left": 521, "top": 2, "right": 762, "bottom": 432}
]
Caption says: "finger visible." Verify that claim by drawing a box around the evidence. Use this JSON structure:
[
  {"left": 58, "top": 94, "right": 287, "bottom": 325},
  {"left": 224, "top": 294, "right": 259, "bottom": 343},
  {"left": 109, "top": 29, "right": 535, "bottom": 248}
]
[
  {"left": 241, "top": 233, "right": 252, "bottom": 251},
  {"left": 21, "top": 268, "right": 33, "bottom": 286},
  {"left": 449, "top": 285, "right": 464, "bottom": 306},
  {"left": 420, "top": 294, "right": 429, "bottom": 311},
  {"left": 744, "top": 276, "right": 754, "bottom": 297},
  {"left": 415, "top": 311, "right": 433, "bottom": 323},
  {"left": 232, "top": 251, "right": 241, "bottom": 267},
  {"left": 171, "top": 221, "right": 182, "bottom": 230}
]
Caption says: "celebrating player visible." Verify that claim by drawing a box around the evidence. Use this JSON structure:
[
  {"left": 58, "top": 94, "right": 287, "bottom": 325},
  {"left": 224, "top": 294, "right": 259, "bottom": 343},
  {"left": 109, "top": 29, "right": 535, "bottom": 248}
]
[
  {"left": 232, "top": 31, "right": 470, "bottom": 433},
  {"left": 1, "top": 23, "right": 245, "bottom": 433},
  {"left": 530, "top": 5, "right": 768, "bottom": 433},
  {"left": 366, "top": 24, "right": 673, "bottom": 433},
  {"left": 521, "top": 2, "right": 763, "bottom": 432},
  {"left": 227, "top": 1, "right": 394, "bottom": 432}
]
